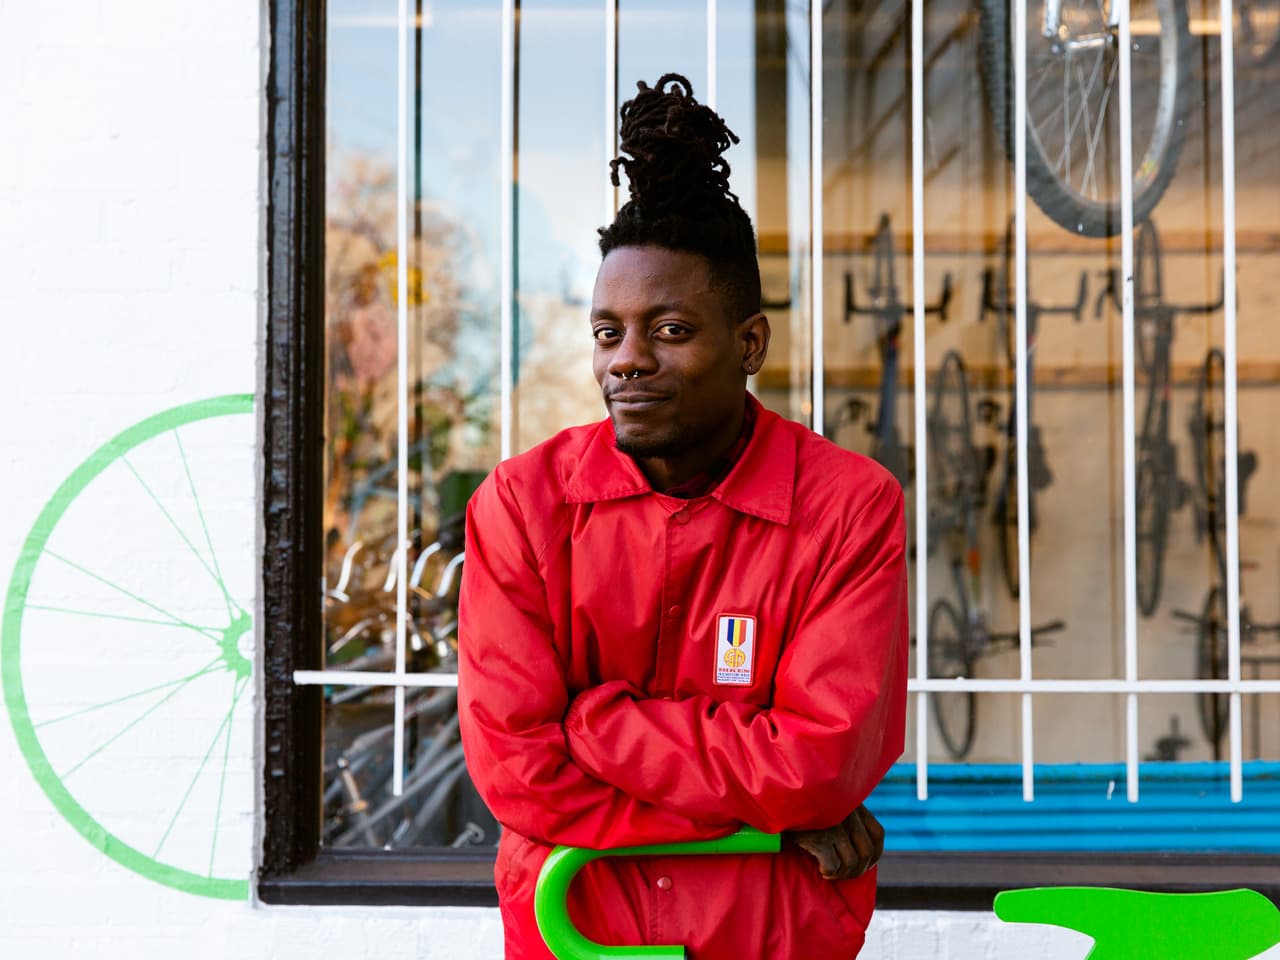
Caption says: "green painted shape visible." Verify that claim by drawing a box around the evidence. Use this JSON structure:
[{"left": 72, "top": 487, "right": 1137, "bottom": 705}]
[
  {"left": 994, "top": 886, "right": 1280, "bottom": 960},
  {"left": 2, "top": 394, "right": 254, "bottom": 900},
  {"left": 535, "top": 828, "right": 782, "bottom": 960}
]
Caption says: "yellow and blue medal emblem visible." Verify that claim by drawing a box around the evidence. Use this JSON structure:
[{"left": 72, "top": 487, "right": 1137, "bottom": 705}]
[{"left": 714, "top": 614, "right": 756, "bottom": 685}]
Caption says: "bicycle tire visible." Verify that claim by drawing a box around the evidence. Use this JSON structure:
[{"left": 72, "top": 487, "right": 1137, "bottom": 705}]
[
  {"left": 927, "top": 598, "right": 977, "bottom": 760},
  {"left": 1135, "top": 455, "right": 1168, "bottom": 616},
  {"left": 1195, "top": 586, "right": 1228, "bottom": 750},
  {"left": 978, "top": 0, "right": 1193, "bottom": 238},
  {"left": 2, "top": 395, "right": 254, "bottom": 899},
  {"left": 1193, "top": 348, "right": 1228, "bottom": 578},
  {"left": 930, "top": 351, "right": 977, "bottom": 494},
  {"left": 996, "top": 456, "right": 1024, "bottom": 600},
  {"left": 1133, "top": 222, "right": 1165, "bottom": 376}
]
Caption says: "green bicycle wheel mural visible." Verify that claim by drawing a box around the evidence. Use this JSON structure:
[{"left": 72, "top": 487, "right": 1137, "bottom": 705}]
[{"left": 2, "top": 395, "right": 254, "bottom": 900}]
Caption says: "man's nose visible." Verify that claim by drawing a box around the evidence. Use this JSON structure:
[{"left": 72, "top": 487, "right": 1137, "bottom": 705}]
[{"left": 608, "top": 330, "right": 657, "bottom": 379}]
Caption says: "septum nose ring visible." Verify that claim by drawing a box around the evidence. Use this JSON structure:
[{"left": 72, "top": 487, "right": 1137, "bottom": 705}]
[{"left": 629, "top": 370, "right": 640, "bottom": 379}]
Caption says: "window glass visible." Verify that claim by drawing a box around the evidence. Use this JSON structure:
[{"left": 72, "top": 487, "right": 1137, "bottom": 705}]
[
  {"left": 311, "top": 0, "right": 1280, "bottom": 860},
  {"left": 322, "top": 0, "right": 501, "bottom": 848}
]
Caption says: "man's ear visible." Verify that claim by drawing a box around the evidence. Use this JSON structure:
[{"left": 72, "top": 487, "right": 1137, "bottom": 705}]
[
  {"left": 742, "top": 313, "right": 768, "bottom": 378},
  {"left": 739, "top": 312, "right": 771, "bottom": 375}
]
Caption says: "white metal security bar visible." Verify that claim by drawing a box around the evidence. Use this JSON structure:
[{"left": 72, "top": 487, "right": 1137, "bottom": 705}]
[
  {"left": 295, "top": 670, "right": 461, "bottom": 688},
  {"left": 706, "top": 0, "right": 718, "bottom": 109},
  {"left": 909, "top": 679, "right": 1280, "bottom": 694},
  {"left": 810, "top": 0, "right": 824, "bottom": 438},
  {"left": 501, "top": 0, "right": 517, "bottom": 461},
  {"left": 607, "top": 0, "right": 619, "bottom": 221},
  {"left": 392, "top": 0, "right": 412, "bottom": 797},
  {"left": 1115, "top": 0, "right": 1140, "bottom": 805},
  {"left": 1220, "top": 0, "right": 1243, "bottom": 803},
  {"left": 1013, "top": 0, "right": 1034, "bottom": 804},
  {"left": 910, "top": 0, "right": 929, "bottom": 802}
]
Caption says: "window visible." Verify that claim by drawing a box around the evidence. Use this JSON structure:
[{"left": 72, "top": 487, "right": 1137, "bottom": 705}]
[{"left": 260, "top": 0, "right": 1280, "bottom": 906}]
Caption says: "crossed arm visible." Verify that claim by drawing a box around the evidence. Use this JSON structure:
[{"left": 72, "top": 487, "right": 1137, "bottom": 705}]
[{"left": 457, "top": 471, "right": 908, "bottom": 857}]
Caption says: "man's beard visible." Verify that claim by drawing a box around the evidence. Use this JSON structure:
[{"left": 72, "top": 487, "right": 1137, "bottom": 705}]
[{"left": 613, "top": 417, "right": 710, "bottom": 460}]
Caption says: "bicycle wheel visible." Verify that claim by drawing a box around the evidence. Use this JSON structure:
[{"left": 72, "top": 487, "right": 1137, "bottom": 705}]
[
  {"left": 1133, "top": 222, "right": 1165, "bottom": 376},
  {"left": 978, "top": 0, "right": 1192, "bottom": 237},
  {"left": 930, "top": 351, "right": 977, "bottom": 496},
  {"left": 1195, "top": 587, "right": 1228, "bottom": 749},
  {"left": 996, "top": 457, "right": 1023, "bottom": 600},
  {"left": 2, "top": 396, "right": 254, "bottom": 899},
  {"left": 1193, "top": 348, "right": 1228, "bottom": 573},
  {"left": 1135, "top": 454, "right": 1168, "bottom": 616},
  {"left": 927, "top": 599, "right": 977, "bottom": 760}
]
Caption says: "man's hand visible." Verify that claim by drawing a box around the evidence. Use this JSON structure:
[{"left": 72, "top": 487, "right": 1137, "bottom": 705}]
[{"left": 788, "top": 804, "right": 885, "bottom": 880}]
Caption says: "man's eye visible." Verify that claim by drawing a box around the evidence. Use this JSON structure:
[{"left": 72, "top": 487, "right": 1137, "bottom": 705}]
[
  {"left": 656, "top": 322, "right": 688, "bottom": 337},
  {"left": 592, "top": 327, "right": 619, "bottom": 343}
]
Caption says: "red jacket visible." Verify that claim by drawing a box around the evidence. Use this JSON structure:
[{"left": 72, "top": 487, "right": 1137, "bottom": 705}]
[{"left": 459, "top": 396, "right": 908, "bottom": 959}]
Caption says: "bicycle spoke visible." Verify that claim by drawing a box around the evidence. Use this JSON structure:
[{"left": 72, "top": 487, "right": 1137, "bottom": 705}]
[
  {"left": 45, "top": 551, "right": 222, "bottom": 641},
  {"left": 121, "top": 454, "right": 232, "bottom": 611},
  {"left": 60, "top": 667, "right": 217, "bottom": 779},
  {"left": 154, "top": 673, "right": 248, "bottom": 861},
  {"left": 26, "top": 604, "right": 224, "bottom": 634},
  {"left": 174, "top": 429, "right": 242, "bottom": 622},
  {"left": 207, "top": 673, "right": 246, "bottom": 876},
  {"left": 35, "top": 657, "right": 223, "bottom": 729},
  {"left": 1070, "top": 49, "right": 1113, "bottom": 199}
]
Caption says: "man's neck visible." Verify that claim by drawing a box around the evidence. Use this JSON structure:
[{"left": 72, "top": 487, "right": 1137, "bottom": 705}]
[{"left": 634, "top": 399, "right": 750, "bottom": 492}]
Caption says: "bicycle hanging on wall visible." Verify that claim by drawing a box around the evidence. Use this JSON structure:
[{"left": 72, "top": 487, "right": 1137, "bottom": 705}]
[
  {"left": 1096, "top": 218, "right": 1222, "bottom": 617},
  {"left": 979, "top": 221, "right": 1092, "bottom": 599},
  {"left": 831, "top": 212, "right": 952, "bottom": 490},
  {"left": 1174, "top": 347, "right": 1279, "bottom": 758},
  {"left": 925, "top": 350, "right": 1065, "bottom": 759},
  {"left": 977, "top": 0, "right": 1193, "bottom": 237}
]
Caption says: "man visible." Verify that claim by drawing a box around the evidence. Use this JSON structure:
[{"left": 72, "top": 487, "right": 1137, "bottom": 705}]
[{"left": 459, "top": 74, "right": 908, "bottom": 958}]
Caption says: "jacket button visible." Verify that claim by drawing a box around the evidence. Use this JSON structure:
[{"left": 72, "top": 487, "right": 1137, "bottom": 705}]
[
  {"left": 656, "top": 876, "right": 672, "bottom": 891},
  {"left": 670, "top": 511, "right": 689, "bottom": 525},
  {"left": 666, "top": 604, "right": 682, "bottom": 618}
]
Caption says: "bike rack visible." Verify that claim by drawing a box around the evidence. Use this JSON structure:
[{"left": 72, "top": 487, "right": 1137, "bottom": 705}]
[
  {"left": 534, "top": 827, "right": 781, "bottom": 960},
  {"left": 844, "top": 213, "right": 953, "bottom": 333},
  {"left": 833, "top": 212, "right": 952, "bottom": 487},
  {"left": 1093, "top": 221, "right": 1226, "bottom": 323}
]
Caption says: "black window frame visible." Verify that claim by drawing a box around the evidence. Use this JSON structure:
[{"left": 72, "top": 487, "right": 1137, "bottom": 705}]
[
  {"left": 257, "top": 0, "right": 1280, "bottom": 909},
  {"left": 258, "top": 0, "right": 493, "bottom": 906}
]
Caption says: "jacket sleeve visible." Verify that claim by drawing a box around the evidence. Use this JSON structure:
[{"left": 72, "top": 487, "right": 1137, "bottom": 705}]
[
  {"left": 564, "top": 476, "right": 908, "bottom": 834},
  {"left": 457, "top": 470, "right": 737, "bottom": 849}
]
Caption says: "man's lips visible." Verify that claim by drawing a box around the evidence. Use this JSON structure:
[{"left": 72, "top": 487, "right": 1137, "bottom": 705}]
[{"left": 606, "top": 391, "right": 671, "bottom": 410}]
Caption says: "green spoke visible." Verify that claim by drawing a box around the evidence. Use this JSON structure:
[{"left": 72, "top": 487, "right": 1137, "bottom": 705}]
[
  {"left": 36, "top": 657, "right": 223, "bottom": 729},
  {"left": 121, "top": 454, "right": 229, "bottom": 607},
  {"left": 26, "top": 604, "right": 224, "bottom": 633},
  {"left": 60, "top": 666, "right": 216, "bottom": 780},
  {"left": 174, "top": 430, "right": 240, "bottom": 621},
  {"left": 207, "top": 674, "right": 249, "bottom": 875},
  {"left": 155, "top": 674, "right": 247, "bottom": 861},
  {"left": 45, "top": 550, "right": 221, "bottom": 641}
]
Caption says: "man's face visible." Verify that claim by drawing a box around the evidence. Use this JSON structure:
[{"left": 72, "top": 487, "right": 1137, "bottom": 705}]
[{"left": 590, "top": 245, "right": 763, "bottom": 459}]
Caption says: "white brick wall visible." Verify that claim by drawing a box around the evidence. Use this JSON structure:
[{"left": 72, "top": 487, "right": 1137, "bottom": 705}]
[{"left": 0, "top": 3, "right": 1274, "bottom": 958}]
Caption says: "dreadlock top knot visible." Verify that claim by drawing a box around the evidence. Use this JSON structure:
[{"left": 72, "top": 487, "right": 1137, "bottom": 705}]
[
  {"left": 599, "top": 73, "right": 761, "bottom": 320},
  {"left": 610, "top": 73, "right": 741, "bottom": 216}
]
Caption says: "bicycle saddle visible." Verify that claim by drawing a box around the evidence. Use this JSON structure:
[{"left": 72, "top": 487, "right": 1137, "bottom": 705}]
[{"left": 994, "top": 886, "right": 1280, "bottom": 960}]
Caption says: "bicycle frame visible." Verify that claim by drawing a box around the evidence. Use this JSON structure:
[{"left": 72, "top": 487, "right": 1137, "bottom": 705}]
[
  {"left": 842, "top": 212, "right": 952, "bottom": 490},
  {"left": 1041, "top": 0, "right": 1125, "bottom": 49},
  {"left": 1096, "top": 220, "right": 1223, "bottom": 615}
]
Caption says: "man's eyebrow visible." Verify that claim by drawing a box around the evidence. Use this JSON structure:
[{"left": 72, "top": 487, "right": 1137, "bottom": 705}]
[{"left": 589, "top": 302, "right": 703, "bottom": 321}]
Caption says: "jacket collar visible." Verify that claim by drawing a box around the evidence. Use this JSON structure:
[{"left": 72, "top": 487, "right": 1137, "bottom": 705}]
[{"left": 564, "top": 393, "right": 795, "bottom": 525}]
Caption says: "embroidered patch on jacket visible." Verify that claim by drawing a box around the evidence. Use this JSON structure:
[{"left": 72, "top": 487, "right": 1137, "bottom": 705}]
[{"left": 714, "top": 614, "right": 756, "bottom": 686}]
